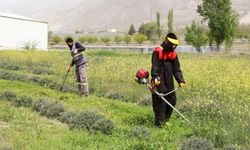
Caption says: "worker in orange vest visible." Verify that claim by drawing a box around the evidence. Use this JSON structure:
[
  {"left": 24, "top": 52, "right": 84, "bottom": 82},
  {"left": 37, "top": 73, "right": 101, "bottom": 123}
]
[{"left": 151, "top": 33, "right": 185, "bottom": 127}]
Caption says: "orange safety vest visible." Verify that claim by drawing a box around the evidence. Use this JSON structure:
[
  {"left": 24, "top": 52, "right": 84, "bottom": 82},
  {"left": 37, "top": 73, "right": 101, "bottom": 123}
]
[{"left": 154, "top": 46, "right": 176, "bottom": 60}]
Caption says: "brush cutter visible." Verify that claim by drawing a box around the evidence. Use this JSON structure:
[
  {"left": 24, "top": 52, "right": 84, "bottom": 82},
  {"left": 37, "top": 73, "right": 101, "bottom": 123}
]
[{"left": 135, "top": 68, "right": 193, "bottom": 126}]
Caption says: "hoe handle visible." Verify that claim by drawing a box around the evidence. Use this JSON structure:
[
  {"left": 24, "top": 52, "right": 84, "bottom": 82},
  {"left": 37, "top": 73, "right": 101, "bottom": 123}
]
[{"left": 60, "top": 69, "right": 70, "bottom": 91}]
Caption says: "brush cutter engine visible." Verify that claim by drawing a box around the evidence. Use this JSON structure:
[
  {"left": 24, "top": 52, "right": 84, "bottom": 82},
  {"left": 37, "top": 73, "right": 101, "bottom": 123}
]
[{"left": 135, "top": 69, "right": 149, "bottom": 84}]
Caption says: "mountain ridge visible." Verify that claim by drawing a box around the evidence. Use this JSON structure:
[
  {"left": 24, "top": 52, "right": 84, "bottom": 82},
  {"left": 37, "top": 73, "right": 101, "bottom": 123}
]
[{"left": 0, "top": 0, "right": 249, "bottom": 32}]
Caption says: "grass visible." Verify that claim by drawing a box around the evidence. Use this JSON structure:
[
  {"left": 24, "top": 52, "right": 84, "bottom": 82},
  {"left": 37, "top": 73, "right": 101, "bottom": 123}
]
[
  {"left": 0, "top": 79, "right": 191, "bottom": 150},
  {"left": 0, "top": 50, "right": 249, "bottom": 149}
]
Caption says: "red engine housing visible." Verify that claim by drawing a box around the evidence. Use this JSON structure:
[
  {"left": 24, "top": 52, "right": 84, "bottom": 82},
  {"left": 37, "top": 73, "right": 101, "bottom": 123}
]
[{"left": 136, "top": 69, "right": 149, "bottom": 80}]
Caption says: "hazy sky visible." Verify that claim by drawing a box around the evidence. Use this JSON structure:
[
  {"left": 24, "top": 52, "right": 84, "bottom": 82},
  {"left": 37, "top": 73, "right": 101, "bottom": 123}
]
[{"left": 1, "top": 0, "right": 249, "bottom": 31}]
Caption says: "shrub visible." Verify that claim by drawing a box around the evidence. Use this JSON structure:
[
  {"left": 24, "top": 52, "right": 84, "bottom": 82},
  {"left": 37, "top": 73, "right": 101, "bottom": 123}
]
[
  {"left": 138, "top": 22, "right": 158, "bottom": 41},
  {"left": 134, "top": 33, "right": 147, "bottom": 45},
  {"left": 0, "top": 71, "right": 32, "bottom": 83},
  {"left": 52, "top": 35, "right": 62, "bottom": 44},
  {"left": 114, "top": 35, "right": 123, "bottom": 44},
  {"left": 28, "top": 76, "right": 41, "bottom": 83},
  {"left": 127, "top": 141, "right": 154, "bottom": 150},
  {"left": 33, "top": 99, "right": 65, "bottom": 118},
  {"left": 193, "top": 122, "right": 228, "bottom": 148},
  {"left": 36, "top": 78, "right": 51, "bottom": 86},
  {"left": 185, "top": 21, "right": 208, "bottom": 52},
  {"left": 60, "top": 84, "right": 75, "bottom": 93},
  {"left": 180, "top": 136, "right": 214, "bottom": 150},
  {"left": 59, "top": 95, "right": 70, "bottom": 100},
  {"left": 33, "top": 98, "right": 47, "bottom": 112},
  {"left": 123, "top": 34, "right": 132, "bottom": 45},
  {"left": 128, "top": 127, "right": 151, "bottom": 140},
  {"left": 0, "top": 71, "right": 73, "bottom": 94},
  {"left": 0, "top": 72, "right": 15, "bottom": 80},
  {"left": 138, "top": 96, "right": 152, "bottom": 106},
  {"left": 70, "top": 111, "right": 102, "bottom": 131},
  {"left": 58, "top": 111, "right": 77, "bottom": 124},
  {"left": 224, "top": 146, "right": 238, "bottom": 150},
  {"left": 28, "top": 77, "right": 50, "bottom": 86},
  {"left": 105, "top": 91, "right": 124, "bottom": 100},
  {"left": 93, "top": 118, "right": 114, "bottom": 135},
  {"left": 79, "top": 36, "right": 87, "bottom": 44},
  {"left": 0, "top": 62, "right": 20, "bottom": 70},
  {"left": 100, "top": 37, "right": 111, "bottom": 45},
  {"left": 70, "top": 111, "right": 114, "bottom": 134},
  {"left": 14, "top": 96, "right": 33, "bottom": 107},
  {"left": 48, "top": 81, "right": 61, "bottom": 90},
  {"left": 40, "top": 101, "right": 65, "bottom": 118},
  {"left": 22, "top": 40, "right": 38, "bottom": 51},
  {"left": 32, "top": 67, "right": 54, "bottom": 75},
  {"left": 1, "top": 91, "right": 16, "bottom": 101},
  {"left": 86, "top": 36, "right": 98, "bottom": 44}
]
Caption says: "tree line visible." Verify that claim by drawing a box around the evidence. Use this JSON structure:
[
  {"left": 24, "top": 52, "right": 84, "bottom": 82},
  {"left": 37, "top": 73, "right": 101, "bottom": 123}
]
[{"left": 49, "top": 0, "right": 249, "bottom": 52}]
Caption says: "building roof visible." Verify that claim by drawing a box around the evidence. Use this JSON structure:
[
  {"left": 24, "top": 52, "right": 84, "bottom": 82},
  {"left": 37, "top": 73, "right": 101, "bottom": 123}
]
[{"left": 0, "top": 12, "right": 47, "bottom": 24}]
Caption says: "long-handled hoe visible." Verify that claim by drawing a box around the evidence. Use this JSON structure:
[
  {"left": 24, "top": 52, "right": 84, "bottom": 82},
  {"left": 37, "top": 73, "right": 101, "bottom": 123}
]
[
  {"left": 60, "top": 52, "right": 84, "bottom": 91},
  {"left": 60, "top": 68, "right": 70, "bottom": 91},
  {"left": 60, "top": 58, "right": 73, "bottom": 91}
]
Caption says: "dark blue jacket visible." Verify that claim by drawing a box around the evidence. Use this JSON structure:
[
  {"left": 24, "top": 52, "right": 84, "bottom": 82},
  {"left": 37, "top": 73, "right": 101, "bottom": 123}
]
[{"left": 68, "top": 42, "right": 87, "bottom": 67}]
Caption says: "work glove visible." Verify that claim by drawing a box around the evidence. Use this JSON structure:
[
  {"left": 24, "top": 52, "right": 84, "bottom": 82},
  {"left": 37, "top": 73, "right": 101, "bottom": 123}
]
[
  {"left": 179, "top": 82, "right": 185, "bottom": 88},
  {"left": 150, "top": 77, "right": 160, "bottom": 93},
  {"left": 154, "top": 77, "right": 160, "bottom": 86}
]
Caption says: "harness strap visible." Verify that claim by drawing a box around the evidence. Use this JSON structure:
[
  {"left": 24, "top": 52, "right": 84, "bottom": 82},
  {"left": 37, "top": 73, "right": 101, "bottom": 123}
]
[{"left": 154, "top": 46, "right": 176, "bottom": 60}]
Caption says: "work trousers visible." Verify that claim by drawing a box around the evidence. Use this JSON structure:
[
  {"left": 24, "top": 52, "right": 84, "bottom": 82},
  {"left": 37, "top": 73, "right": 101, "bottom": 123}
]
[
  {"left": 75, "top": 63, "right": 89, "bottom": 96},
  {"left": 152, "top": 93, "right": 176, "bottom": 127}
]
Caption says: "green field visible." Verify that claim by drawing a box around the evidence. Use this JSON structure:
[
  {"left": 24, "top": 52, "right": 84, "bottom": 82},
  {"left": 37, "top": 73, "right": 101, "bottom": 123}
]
[{"left": 0, "top": 50, "right": 249, "bottom": 150}]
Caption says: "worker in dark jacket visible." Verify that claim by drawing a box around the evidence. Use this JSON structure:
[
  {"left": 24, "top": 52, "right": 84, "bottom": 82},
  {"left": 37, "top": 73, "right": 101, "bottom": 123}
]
[
  {"left": 151, "top": 33, "right": 185, "bottom": 127},
  {"left": 66, "top": 37, "right": 88, "bottom": 96}
]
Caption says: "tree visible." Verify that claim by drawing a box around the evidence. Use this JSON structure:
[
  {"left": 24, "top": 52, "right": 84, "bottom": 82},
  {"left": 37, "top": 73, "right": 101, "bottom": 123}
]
[
  {"left": 79, "top": 36, "right": 86, "bottom": 44},
  {"left": 134, "top": 34, "right": 147, "bottom": 45},
  {"left": 64, "top": 35, "right": 74, "bottom": 41},
  {"left": 100, "top": 37, "right": 111, "bottom": 45},
  {"left": 168, "top": 9, "right": 174, "bottom": 33},
  {"left": 156, "top": 12, "right": 161, "bottom": 38},
  {"left": 237, "top": 24, "right": 250, "bottom": 39},
  {"left": 185, "top": 21, "right": 208, "bottom": 52},
  {"left": 86, "top": 36, "right": 98, "bottom": 44},
  {"left": 138, "top": 22, "right": 158, "bottom": 41},
  {"left": 52, "top": 35, "right": 62, "bottom": 44},
  {"left": 114, "top": 35, "right": 123, "bottom": 44},
  {"left": 128, "top": 24, "right": 136, "bottom": 35},
  {"left": 138, "top": 23, "right": 145, "bottom": 34},
  {"left": 197, "top": 0, "right": 239, "bottom": 51},
  {"left": 123, "top": 34, "right": 132, "bottom": 45},
  {"left": 91, "top": 37, "right": 98, "bottom": 43},
  {"left": 48, "top": 31, "right": 53, "bottom": 41}
]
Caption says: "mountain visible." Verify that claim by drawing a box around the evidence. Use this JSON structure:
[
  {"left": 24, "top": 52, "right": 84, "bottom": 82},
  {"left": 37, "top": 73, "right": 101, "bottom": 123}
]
[{"left": 0, "top": 0, "right": 249, "bottom": 32}]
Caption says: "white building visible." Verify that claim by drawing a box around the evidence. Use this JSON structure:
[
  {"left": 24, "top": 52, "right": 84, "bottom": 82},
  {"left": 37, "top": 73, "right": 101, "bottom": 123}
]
[{"left": 0, "top": 12, "right": 48, "bottom": 50}]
